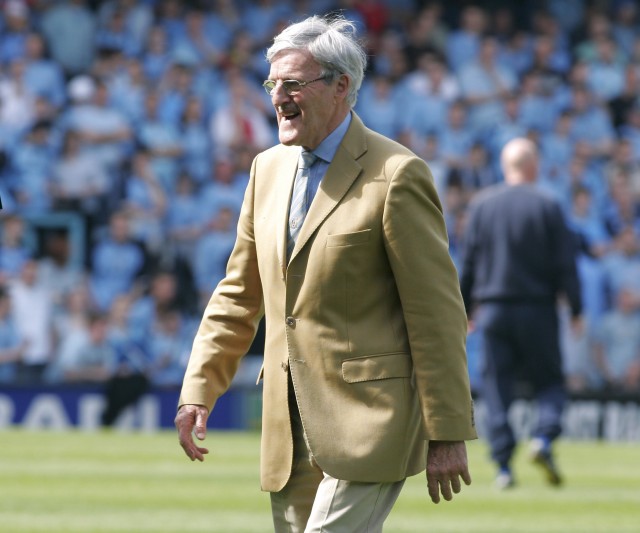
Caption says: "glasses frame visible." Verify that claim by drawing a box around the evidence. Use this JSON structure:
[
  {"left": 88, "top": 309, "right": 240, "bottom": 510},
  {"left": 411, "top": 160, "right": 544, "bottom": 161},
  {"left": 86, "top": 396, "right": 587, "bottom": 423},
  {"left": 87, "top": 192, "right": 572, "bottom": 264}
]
[{"left": 262, "top": 76, "right": 328, "bottom": 96}]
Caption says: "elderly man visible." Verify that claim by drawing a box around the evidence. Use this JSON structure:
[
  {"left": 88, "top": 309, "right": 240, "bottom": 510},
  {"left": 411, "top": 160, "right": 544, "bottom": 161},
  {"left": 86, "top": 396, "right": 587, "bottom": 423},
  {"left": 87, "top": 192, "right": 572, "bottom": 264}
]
[
  {"left": 460, "top": 138, "right": 582, "bottom": 490},
  {"left": 176, "top": 16, "right": 476, "bottom": 531}
]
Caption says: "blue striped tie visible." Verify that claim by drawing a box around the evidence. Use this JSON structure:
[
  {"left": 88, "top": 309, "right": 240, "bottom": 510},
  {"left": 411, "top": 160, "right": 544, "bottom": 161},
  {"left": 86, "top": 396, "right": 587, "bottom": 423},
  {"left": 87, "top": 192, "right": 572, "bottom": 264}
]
[{"left": 287, "top": 150, "right": 317, "bottom": 261}]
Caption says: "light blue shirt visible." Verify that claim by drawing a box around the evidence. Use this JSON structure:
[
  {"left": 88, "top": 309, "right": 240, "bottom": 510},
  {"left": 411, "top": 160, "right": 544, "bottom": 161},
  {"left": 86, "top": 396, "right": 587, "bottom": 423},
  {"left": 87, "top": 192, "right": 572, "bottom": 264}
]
[{"left": 304, "top": 112, "right": 352, "bottom": 211}]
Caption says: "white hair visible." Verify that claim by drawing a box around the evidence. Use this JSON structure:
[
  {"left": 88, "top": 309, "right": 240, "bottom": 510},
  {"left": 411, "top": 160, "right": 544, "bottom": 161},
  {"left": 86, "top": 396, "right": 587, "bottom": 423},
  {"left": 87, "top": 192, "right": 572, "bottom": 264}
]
[{"left": 266, "top": 15, "right": 367, "bottom": 107}]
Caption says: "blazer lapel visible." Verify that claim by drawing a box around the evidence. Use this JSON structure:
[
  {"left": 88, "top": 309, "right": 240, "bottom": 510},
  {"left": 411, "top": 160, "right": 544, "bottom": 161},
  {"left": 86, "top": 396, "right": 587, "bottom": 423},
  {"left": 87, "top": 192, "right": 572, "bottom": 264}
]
[
  {"left": 275, "top": 148, "right": 300, "bottom": 276},
  {"left": 289, "top": 113, "right": 368, "bottom": 263}
]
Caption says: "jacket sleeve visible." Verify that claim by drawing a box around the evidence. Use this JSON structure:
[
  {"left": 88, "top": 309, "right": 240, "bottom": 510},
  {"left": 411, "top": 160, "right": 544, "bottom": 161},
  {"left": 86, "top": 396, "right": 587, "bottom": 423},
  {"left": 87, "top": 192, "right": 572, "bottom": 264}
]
[
  {"left": 382, "top": 156, "right": 476, "bottom": 441},
  {"left": 549, "top": 201, "right": 582, "bottom": 317},
  {"left": 178, "top": 156, "right": 264, "bottom": 411}
]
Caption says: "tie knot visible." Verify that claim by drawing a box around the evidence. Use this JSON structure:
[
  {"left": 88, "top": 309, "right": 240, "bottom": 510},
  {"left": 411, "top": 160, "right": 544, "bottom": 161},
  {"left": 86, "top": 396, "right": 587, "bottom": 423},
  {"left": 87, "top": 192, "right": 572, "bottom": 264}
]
[{"left": 299, "top": 150, "right": 317, "bottom": 170}]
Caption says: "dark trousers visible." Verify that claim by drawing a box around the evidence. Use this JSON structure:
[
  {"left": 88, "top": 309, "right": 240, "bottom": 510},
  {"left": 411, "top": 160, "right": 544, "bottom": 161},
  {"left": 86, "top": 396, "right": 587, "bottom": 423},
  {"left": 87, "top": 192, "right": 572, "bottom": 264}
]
[
  {"left": 477, "top": 302, "right": 566, "bottom": 467},
  {"left": 101, "top": 374, "right": 149, "bottom": 427}
]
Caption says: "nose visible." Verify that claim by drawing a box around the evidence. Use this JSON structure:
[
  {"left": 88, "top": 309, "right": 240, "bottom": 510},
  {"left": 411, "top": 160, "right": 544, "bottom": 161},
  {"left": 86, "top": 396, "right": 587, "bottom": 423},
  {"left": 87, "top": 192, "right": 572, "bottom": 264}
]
[{"left": 271, "top": 82, "right": 290, "bottom": 106}]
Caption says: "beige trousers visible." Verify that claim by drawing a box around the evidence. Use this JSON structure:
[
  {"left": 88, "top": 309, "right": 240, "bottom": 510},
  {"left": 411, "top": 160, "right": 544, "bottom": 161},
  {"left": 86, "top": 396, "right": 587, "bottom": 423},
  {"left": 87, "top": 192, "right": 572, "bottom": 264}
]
[{"left": 270, "top": 401, "right": 404, "bottom": 532}]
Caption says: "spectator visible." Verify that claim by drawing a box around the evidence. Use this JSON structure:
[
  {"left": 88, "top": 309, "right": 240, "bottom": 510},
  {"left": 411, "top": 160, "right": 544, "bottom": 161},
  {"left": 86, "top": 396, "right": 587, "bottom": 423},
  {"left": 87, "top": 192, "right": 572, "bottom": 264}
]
[
  {"left": 97, "top": 0, "right": 153, "bottom": 57},
  {"left": 170, "top": 8, "right": 221, "bottom": 67},
  {"left": 0, "top": 285, "right": 25, "bottom": 384},
  {"left": 48, "top": 310, "right": 114, "bottom": 384},
  {"left": 603, "top": 172, "right": 640, "bottom": 237},
  {"left": 40, "top": 0, "right": 97, "bottom": 76},
  {"left": 593, "top": 288, "right": 640, "bottom": 393},
  {"left": 397, "top": 55, "right": 452, "bottom": 143},
  {"left": 156, "top": 63, "right": 195, "bottom": 126},
  {"left": 608, "top": 64, "right": 640, "bottom": 129},
  {"left": 89, "top": 210, "right": 145, "bottom": 311},
  {"left": 38, "top": 231, "right": 85, "bottom": 306},
  {"left": 540, "top": 111, "right": 574, "bottom": 177},
  {"left": 128, "top": 270, "right": 179, "bottom": 343},
  {"left": 458, "top": 142, "right": 497, "bottom": 193},
  {"left": 63, "top": 79, "right": 133, "bottom": 179},
  {"left": 142, "top": 25, "right": 171, "bottom": 82},
  {"left": 9, "top": 258, "right": 54, "bottom": 384},
  {"left": 458, "top": 34, "right": 518, "bottom": 134},
  {"left": 518, "top": 71, "right": 559, "bottom": 135},
  {"left": 8, "top": 120, "right": 55, "bottom": 215},
  {"left": 179, "top": 95, "right": 212, "bottom": 186},
  {"left": 147, "top": 306, "right": 190, "bottom": 387},
  {"left": 619, "top": 105, "right": 640, "bottom": 164},
  {"left": 0, "top": 59, "right": 37, "bottom": 139},
  {"left": 489, "top": 92, "right": 528, "bottom": 161},
  {"left": 446, "top": 5, "right": 486, "bottom": 72},
  {"left": 109, "top": 57, "right": 148, "bottom": 124},
  {"left": 355, "top": 74, "right": 400, "bottom": 141},
  {"left": 612, "top": 0, "right": 638, "bottom": 58},
  {"left": 0, "top": 214, "right": 30, "bottom": 281},
  {"left": 0, "top": 0, "right": 30, "bottom": 65},
  {"left": 95, "top": 7, "right": 139, "bottom": 57},
  {"left": 51, "top": 130, "right": 110, "bottom": 226},
  {"left": 585, "top": 36, "right": 626, "bottom": 103},
  {"left": 601, "top": 226, "right": 640, "bottom": 308},
  {"left": 122, "top": 149, "right": 167, "bottom": 254},
  {"left": 439, "top": 100, "right": 475, "bottom": 172},
  {"left": 136, "top": 88, "right": 184, "bottom": 192},
  {"left": 198, "top": 156, "right": 244, "bottom": 223},
  {"left": 604, "top": 139, "right": 640, "bottom": 201},
  {"left": 209, "top": 68, "right": 274, "bottom": 153},
  {"left": 193, "top": 206, "right": 237, "bottom": 307},
  {"left": 568, "top": 84, "right": 615, "bottom": 160},
  {"left": 402, "top": 5, "right": 448, "bottom": 68},
  {"left": 203, "top": 0, "right": 241, "bottom": 54},
  {"left": 166, "top": 172, "right": 203, "bottom": 262},
  {"left": 22, "top": 32, "right": 66, "bottom": 110}
]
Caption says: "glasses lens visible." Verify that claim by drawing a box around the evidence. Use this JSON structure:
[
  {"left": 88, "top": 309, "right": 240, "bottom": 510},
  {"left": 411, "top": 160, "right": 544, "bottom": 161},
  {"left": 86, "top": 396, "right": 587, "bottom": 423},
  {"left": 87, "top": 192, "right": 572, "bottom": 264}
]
[
  {"left": 283, "top": 80, "right": 303, "bottom": 94},
  {"left": 263, "top": 80, "right": 276, "bottom": 94}
]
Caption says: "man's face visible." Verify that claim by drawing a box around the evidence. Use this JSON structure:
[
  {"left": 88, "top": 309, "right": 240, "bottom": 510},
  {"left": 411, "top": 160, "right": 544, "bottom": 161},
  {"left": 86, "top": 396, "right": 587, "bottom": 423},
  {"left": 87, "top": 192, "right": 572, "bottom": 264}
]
[{"left": 268, "top": 49, "right": 349, "bottom": 150}]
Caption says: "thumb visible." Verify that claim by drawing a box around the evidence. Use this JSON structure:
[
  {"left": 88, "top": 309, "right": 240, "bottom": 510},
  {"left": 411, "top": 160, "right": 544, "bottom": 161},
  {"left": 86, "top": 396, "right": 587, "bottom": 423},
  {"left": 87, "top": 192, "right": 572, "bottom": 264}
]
[{"left": 194, "top": 408, "right": 208, "bottom": 440}]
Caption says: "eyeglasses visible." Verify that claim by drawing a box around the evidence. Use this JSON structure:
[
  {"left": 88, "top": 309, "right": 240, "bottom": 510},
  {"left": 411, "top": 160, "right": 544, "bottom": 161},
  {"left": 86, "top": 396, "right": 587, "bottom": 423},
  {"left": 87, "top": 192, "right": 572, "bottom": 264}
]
[{"left": 262, "top": 76, "right": 327, "bottom": 96}]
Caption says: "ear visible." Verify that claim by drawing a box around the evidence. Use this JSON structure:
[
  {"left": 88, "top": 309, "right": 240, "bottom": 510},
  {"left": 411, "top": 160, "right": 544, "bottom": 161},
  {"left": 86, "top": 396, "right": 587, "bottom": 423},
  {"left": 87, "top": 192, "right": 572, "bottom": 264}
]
[{"left": 335, "top": 73, "right": 350, "bottom": 103}]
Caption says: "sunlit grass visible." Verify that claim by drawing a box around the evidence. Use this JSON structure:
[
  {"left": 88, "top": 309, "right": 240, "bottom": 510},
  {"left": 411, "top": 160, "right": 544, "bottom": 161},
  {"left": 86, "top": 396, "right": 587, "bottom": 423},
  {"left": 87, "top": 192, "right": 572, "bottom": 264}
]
[{"left": 1, "top": 430, "right": 638, "bottom": 532}]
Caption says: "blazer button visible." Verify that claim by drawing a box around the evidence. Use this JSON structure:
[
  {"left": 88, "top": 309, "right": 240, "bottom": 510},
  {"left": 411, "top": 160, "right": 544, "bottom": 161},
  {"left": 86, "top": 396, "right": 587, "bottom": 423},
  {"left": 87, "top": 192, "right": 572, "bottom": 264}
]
[
  {"left": 281, "top": 361, "right": 289, "bottom": 372},
  {"left": 285, "top": 316, "right": 296, "bottom": 327}
]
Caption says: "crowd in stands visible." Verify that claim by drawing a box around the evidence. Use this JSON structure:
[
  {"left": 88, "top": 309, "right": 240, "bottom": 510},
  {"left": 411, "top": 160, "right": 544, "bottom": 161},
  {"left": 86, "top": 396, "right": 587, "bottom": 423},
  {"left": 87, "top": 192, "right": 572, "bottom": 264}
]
[{"left": 0, "top": 0, "right": 639, "bottom": 396}]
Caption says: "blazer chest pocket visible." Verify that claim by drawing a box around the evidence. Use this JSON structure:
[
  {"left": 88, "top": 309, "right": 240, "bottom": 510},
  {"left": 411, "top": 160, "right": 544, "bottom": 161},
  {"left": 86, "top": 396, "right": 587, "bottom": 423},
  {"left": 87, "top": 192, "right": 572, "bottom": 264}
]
[
  {"left": 342, "top": 352, "right": 412, "bottom": 383},
  {"left": 326, "top": 229, "right": 371, "bottom": 248}
]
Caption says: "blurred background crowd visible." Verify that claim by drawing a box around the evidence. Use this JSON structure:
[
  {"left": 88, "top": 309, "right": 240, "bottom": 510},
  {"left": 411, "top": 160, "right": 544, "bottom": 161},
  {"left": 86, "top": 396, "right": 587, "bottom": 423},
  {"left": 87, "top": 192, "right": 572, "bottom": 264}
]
[{"left": 0, "top": 0, "right": 639, "bottom": 396}]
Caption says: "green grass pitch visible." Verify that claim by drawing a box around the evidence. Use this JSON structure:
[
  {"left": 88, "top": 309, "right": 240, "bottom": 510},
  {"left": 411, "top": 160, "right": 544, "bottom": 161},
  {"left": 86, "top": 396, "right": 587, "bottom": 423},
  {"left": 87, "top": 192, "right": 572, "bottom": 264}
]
[{"left": 1, "top": 429, "right": 639, "bottom": 532}]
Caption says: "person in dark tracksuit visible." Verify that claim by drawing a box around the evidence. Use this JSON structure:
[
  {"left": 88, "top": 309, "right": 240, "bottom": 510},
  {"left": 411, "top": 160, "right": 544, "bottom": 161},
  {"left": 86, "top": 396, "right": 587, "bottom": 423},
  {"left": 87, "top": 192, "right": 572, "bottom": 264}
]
[{"left": 459, "top": 138, "right": 582, "bottom": 489}]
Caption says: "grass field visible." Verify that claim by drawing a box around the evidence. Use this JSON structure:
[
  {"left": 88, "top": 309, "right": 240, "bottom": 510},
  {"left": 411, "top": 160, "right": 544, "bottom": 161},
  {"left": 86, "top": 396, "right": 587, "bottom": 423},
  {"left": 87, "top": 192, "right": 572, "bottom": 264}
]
[{"left": 1, "top": 429, "right": 639, "bottom": 533}]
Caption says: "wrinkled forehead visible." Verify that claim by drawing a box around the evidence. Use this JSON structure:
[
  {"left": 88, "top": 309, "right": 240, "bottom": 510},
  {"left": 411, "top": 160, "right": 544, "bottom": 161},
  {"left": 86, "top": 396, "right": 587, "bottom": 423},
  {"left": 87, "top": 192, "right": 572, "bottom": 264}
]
[{"left": 268, "top": 49, "right": 320, "bottom": 79}]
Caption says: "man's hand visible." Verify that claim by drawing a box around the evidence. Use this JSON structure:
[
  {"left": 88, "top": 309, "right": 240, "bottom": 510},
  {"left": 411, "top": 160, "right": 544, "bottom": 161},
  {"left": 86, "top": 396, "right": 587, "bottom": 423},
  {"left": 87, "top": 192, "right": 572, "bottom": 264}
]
[
  {"left": 426, "top": 440, "right": 471, "bottom": 503},
  {"left": 175, "top": 404, "right": 210, "bottom": 462}
]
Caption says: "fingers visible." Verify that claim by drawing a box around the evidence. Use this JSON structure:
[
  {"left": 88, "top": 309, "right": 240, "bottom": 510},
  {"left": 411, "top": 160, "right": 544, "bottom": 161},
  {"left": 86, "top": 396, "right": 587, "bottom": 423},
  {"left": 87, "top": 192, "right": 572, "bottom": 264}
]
[
  {"left": 450, "top": 475, "right": 462, "bottom": 494},
  {"left": 461, "top": 466, "right": 472, "bottom": 486},
  {"left": 426, "top": 473, "right": 441, "bottom": 504},
  {"left": 175, "top": 405, "right": 210, "bottom": 462},
  {"left": 426, "top": 441, "right": 472, "bottom": 503},
  {"left": 194, "top": 407, "right": 207, "bottom": 441}
]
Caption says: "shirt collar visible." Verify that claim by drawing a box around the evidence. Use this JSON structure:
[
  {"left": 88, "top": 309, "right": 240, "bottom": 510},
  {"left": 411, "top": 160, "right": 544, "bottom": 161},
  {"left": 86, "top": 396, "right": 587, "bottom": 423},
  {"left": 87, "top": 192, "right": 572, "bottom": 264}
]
[{"left": 305, "top": 112, "right": 352, "bottom": 164}]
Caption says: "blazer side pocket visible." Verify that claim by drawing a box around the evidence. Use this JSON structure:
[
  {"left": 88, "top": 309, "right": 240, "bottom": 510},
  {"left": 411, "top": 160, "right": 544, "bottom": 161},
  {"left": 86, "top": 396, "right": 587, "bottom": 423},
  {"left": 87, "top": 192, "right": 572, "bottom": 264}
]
[
  {"left": 326, "top": 229, "right": 371, "bottom": 247},
  {"left": 342, "top": 352, "right": 412, "bottom": 383}
]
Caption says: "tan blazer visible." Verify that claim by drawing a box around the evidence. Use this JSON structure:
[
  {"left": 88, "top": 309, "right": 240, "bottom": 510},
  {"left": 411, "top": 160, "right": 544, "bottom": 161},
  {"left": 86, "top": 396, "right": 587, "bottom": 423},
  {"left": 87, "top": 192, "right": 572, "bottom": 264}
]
[{"left": 179, "top": 113, "right": 477, "bottom": 492}]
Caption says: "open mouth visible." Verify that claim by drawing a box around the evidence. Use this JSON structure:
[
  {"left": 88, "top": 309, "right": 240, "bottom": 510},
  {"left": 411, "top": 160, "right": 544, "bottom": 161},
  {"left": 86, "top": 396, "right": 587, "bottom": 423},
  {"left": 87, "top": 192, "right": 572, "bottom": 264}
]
[{"left": 279, "top": 106, "right": 300, "bottom": 121}]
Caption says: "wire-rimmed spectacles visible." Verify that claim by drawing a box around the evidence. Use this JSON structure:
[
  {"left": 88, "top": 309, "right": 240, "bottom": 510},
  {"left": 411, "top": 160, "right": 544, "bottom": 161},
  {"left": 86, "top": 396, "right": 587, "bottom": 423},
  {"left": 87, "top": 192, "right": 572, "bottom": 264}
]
[{"left": 262, "top": 76, "right": 327, "bottom": 96}]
